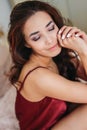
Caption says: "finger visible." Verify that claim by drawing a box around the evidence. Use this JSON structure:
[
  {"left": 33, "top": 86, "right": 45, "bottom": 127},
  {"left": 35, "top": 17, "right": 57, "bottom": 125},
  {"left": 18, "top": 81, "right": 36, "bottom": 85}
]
[
  {"left": 59, "top": 26, "right": 75, "bottom": 40},
  {"left": 75, "top": 31, "right": 87, "bottom": 43},
  {"left": 58, "top": 25, "right": 70, "bottom": 39},
  {"left": 58, "top": 25, "right": 67, "bottom": 35},
  {"left": 61, "top": 37, "right": 76, "bottom": 49},
  {"left": 75, "top": 31, "right": 86, "bottom": 37},
  {"left": 58, "top": 34, "right": 70, "bottom": 47},
  {"left": 61, "top": 26, "right": 73, "bottom": 40},
  {"left": 62, "top": 38, "right": 68, "bottom": 47},
  {"left": 67, "top": 27, "right": 80, "bottom": 37}
]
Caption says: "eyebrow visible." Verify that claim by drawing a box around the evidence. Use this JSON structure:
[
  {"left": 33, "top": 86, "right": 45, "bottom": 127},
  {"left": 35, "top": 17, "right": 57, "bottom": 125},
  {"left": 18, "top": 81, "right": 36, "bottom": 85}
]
[
  {"left": 45, "top": 21, "right": 53, "bottom": 27},
  {"left": 29, "top": 21, "right": 53, "bottom": 37}
]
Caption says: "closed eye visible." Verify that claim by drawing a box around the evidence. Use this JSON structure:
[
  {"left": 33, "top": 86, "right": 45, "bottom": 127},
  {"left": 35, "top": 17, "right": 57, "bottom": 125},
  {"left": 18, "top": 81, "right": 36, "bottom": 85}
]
[
  {"left": 48, "top": 25, "right": 55, "bottom": 31},
  {"left": 32, "top": 35, "right": 40, "bottom": 41}
]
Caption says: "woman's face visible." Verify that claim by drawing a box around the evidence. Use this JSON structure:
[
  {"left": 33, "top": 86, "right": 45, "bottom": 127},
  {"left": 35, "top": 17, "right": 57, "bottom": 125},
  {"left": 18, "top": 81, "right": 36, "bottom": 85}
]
[{"left": 23, "top": 11, "right": 61, "bottom": 58}]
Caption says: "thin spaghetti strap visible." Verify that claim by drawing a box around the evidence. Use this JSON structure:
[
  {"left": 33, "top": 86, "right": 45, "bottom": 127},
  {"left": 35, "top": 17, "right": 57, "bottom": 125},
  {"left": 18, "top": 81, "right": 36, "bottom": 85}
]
[{"left": 19, "top": 66, "right": 48, "bottom": 92}]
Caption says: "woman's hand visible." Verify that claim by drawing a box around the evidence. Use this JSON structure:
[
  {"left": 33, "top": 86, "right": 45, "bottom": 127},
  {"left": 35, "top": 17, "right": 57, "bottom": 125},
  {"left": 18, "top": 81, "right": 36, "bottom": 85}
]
[
  {"left": 57, "top": 26, "right": 87, "bottom": 56},
  {"left": 58, "top": 26, "right": 87, "bottom": 42}
]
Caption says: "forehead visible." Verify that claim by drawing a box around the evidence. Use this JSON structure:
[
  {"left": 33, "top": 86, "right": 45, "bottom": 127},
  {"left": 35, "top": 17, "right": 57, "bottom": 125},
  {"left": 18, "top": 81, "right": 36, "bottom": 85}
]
[{"left": 23, "top": 11, "right": 53, "bottom": 35}]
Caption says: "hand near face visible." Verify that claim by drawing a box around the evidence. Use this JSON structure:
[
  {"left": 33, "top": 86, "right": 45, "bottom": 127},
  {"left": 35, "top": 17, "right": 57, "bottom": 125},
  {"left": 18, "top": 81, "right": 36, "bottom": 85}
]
[{"left": 57, "top": 26, "right": 87, "bottom": 56}]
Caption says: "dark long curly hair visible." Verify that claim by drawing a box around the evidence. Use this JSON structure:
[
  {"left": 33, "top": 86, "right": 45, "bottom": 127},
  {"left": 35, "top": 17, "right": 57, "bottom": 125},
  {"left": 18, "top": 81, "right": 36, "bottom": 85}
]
[{"left": 8, "top": 0, "right": 78, "bottom": 85}]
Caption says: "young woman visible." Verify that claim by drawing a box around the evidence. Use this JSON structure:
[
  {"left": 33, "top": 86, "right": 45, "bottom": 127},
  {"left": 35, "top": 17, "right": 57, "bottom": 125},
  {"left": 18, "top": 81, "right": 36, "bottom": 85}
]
[{"left": 8, "top": 1, "right": 87, "bottom": 129}]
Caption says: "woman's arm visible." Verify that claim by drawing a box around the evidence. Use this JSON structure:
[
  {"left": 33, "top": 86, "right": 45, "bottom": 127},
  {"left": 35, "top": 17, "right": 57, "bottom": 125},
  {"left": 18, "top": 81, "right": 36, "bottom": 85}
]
[{"left": 24, "top": 67, "right": 87, "bottom": 103}]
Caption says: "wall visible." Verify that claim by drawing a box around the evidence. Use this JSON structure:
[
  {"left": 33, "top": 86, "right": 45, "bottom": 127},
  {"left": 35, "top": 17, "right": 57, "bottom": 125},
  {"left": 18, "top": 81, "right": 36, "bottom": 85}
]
[
  {"left": 1, "top": 0, "right": 87, "bottom": 33},
  {"left": 44, "top": 0, "right": 87, "bottom": 32},
  {"left": 9, "top": 0, "right": 25, "bottom": 6},
  {"left": 68, "top": 0, "right": 87, "bottom": 32},
  {"left": 0, "top": 0, "right": 11, "bottom": 33}
]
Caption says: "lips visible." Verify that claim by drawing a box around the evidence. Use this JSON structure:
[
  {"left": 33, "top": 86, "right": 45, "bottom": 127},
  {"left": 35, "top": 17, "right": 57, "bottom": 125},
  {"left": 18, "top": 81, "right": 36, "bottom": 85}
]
[{"left": 49, "top": 44, "right": 58, "bottom": 50}]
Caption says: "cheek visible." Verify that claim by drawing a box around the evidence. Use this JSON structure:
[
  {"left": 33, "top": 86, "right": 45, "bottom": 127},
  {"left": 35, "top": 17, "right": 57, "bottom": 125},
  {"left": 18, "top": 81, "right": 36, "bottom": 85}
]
[
  {"left": 51, "top": 28, "right": 59, "bottom": 39},
  {"left": 55, "top": 27, "right": 59, "bottom": 34},
  {"left": 52, "top": 25, "right": 59, "bottom": 34},
  {"left": 37, "top": 44, "right": 45, "bottom": 51},
  {"left": 32, "top": 43, "right": 44, "bottom": 52}
]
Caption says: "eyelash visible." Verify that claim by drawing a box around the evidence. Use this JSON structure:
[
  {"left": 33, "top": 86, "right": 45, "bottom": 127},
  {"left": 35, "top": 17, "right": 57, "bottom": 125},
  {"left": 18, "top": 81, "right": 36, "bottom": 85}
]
[
  {"left": 32, "top": 25, "right": 55, "bottom": 41},
  {"left": 48, "top": 25, "right": 55, "bottom": 31},
  {"left": 32, "top": 36, "right": 40, "bottom": 41}
]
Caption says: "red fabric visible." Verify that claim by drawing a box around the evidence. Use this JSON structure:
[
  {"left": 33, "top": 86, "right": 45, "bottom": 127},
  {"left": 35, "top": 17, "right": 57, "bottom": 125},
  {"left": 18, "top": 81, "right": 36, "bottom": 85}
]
[
  {"left": 15, "top": 67, "right": 67, "bottom": 129},
  {"left": 15, "top": 93, "right": 67, "bottom": 130}
]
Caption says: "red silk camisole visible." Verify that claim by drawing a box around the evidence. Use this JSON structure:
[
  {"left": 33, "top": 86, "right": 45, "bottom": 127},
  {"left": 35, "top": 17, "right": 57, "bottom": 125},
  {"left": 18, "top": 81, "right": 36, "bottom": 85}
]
[{"left": 15, "top": 66, "right": 67, "bottom": 130}]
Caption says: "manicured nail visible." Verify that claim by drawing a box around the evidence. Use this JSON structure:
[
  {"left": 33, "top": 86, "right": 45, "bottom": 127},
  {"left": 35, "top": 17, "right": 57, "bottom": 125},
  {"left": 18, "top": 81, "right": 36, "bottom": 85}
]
[
  {"left": 62, "top": 35, "right": 65, "bottom": 40},
  {"left": 58, "top": 30, "right": 62, "bottom": 34},
  {"left": 75, "top": 34, "right": 79, "bottom": 37},
  {"left": 67, "top": 33, "right": 71, "bottom": 38}
]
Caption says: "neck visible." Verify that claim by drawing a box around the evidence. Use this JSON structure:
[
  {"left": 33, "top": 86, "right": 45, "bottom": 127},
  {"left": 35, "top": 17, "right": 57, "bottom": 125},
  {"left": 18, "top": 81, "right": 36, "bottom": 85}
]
[
  {"left": 30, "top": 53, "right": 54, "bottom": 67},
  {"left": 27, "top": 53, "right": 59, "bottom": 74}
]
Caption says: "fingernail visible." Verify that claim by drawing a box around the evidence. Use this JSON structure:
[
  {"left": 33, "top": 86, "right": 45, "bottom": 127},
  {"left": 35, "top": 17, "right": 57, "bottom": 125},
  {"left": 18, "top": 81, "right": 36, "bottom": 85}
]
[
  {"left": 58, "top": 30, "right": 62, "bottom": 34},
  {"left": 75, "top": 34, "right": 79, "bottom": 37},
  {"left": 67, "top": 33, "right": 71, "bottom": 38},
  {"left": 62, "top": 35, "right": 65, "bottom": 40}
]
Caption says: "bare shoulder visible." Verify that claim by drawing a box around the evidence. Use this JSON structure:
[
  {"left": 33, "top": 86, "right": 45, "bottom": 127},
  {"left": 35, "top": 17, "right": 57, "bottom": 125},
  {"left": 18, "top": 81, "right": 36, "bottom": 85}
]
[
  {"left": 17, "top": 64, "right": 87, "bottom": 103},
  {"left": 28, "top": 67, "right": 87, "bottom": 103},
  {"left": 26, "top": 67, "right": 66, "bottom": 96}
]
